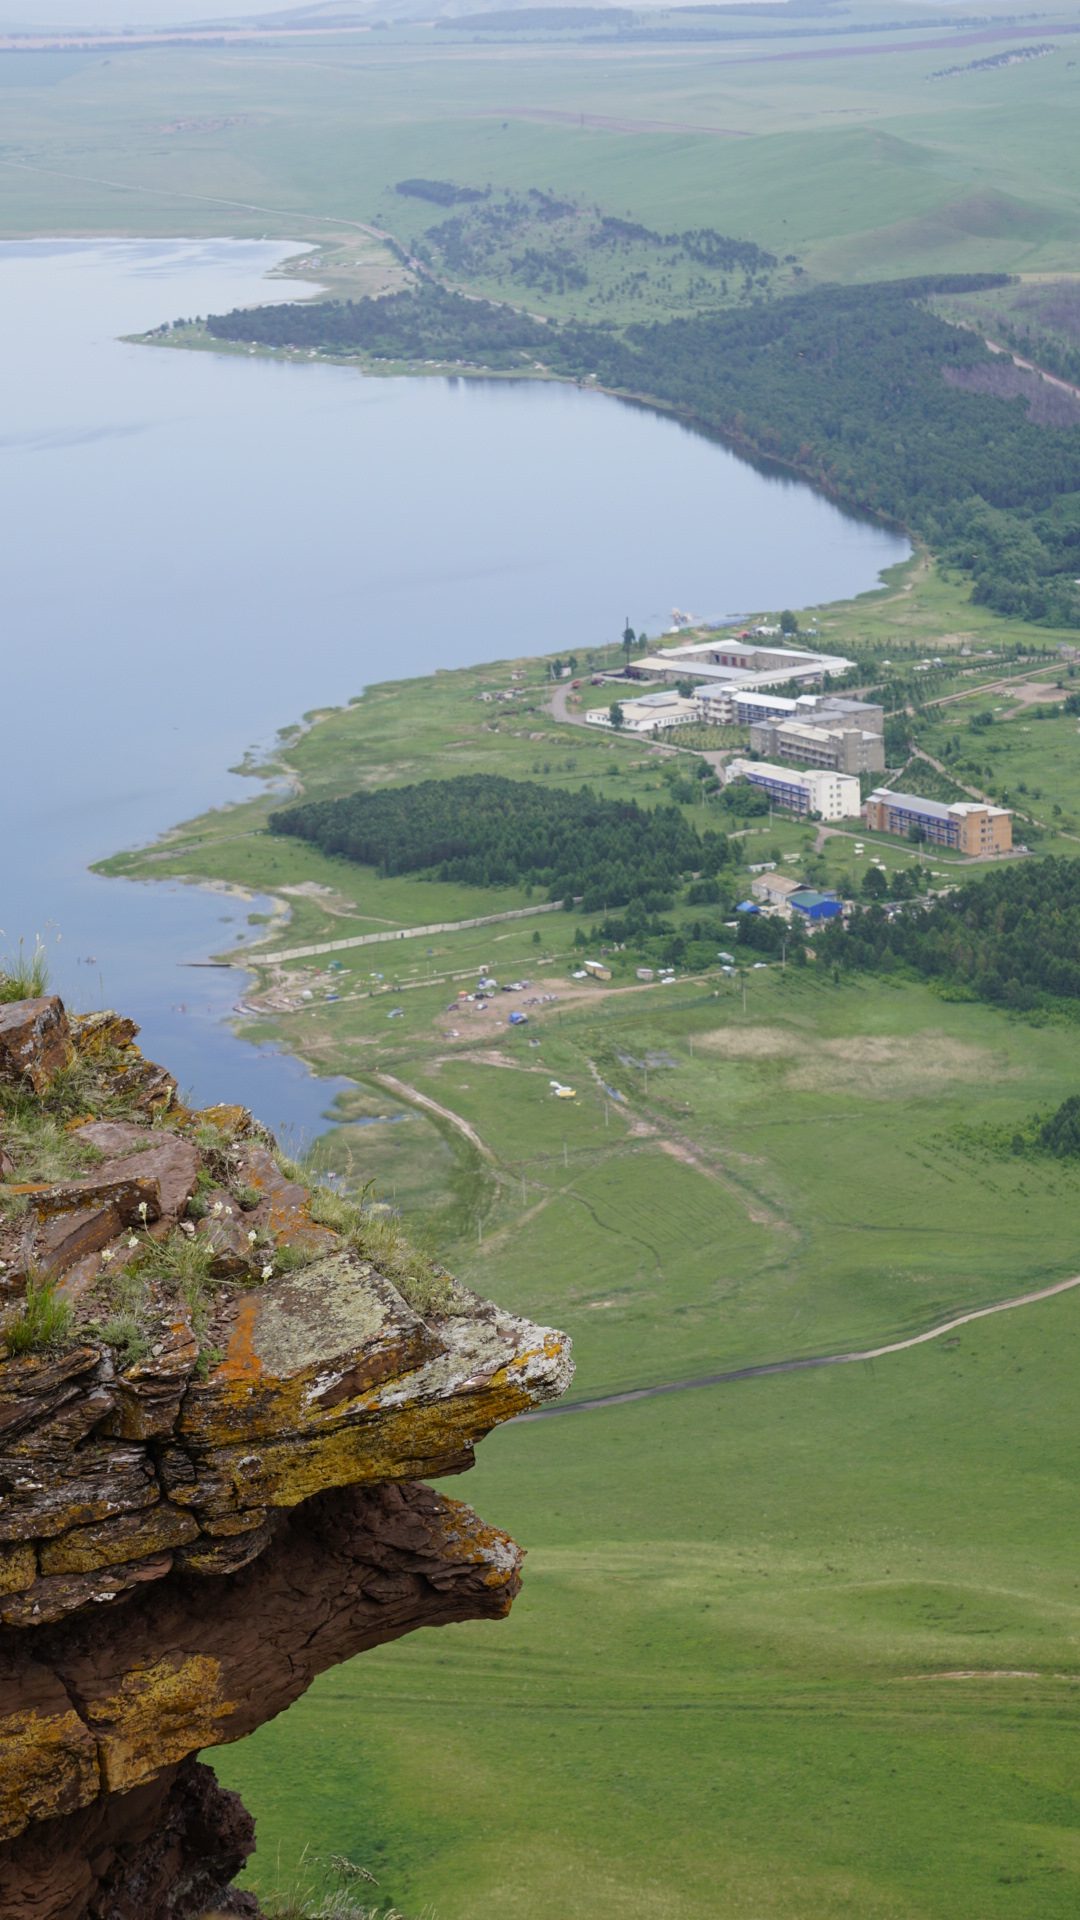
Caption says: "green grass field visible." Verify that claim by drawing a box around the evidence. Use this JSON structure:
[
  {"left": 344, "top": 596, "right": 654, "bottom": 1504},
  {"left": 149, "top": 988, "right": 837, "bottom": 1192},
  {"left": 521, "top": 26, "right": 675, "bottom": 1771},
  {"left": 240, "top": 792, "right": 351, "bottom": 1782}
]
[
  {"left": 5, "top": 4, "right": 1080, "bottom": 304},
  {"left": 213, "top": 1281, "right": 1080, "bottom": 1920}
]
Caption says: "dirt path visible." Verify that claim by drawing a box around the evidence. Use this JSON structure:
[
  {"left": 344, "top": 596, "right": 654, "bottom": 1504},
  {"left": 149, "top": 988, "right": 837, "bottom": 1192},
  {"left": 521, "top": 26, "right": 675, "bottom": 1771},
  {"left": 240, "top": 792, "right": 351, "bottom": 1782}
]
[
  {"left": 909, "top": 744, "right": 993, "bottom": 804},
  {"left": 370, "top": 1073, "right": 493, "bottom": 1160},
  {"left": 547, "top": 682, "right": 588, "bottom": 728},
  {"left": 519, "top": 1271, "right": 1080, "bottom": 1420},
  {"left": 984, "top": 335, "right": 1080, "bottom": 405}
]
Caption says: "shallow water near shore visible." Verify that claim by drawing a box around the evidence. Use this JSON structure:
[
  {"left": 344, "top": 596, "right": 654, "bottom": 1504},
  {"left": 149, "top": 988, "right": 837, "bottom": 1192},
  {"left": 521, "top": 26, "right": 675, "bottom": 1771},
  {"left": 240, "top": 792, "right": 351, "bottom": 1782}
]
[{"left": 0, "top": 237, "right": 908, "bottom": 1132}]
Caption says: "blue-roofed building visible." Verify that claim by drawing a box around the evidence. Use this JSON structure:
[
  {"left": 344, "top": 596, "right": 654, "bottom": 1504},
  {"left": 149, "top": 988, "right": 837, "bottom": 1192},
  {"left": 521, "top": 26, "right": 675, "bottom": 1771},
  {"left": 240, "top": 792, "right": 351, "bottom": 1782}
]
[{"left": 789, "top": 890, "right": 843, "bottom": 923}]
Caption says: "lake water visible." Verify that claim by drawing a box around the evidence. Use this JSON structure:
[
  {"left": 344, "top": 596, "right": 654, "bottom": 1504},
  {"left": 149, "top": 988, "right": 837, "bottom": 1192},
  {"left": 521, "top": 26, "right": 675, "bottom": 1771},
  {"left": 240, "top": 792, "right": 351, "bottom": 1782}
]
[{"left": 0, "top": 238, "right": 908, "bottom": 1135}]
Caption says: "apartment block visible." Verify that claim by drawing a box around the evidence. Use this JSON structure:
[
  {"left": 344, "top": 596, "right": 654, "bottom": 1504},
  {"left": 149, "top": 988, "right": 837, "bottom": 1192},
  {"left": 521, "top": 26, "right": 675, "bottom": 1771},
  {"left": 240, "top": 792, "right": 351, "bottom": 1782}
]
[
  {"left": 749, "top": 717, "right": 885, "bottom": 775},
  {"left": 864, "top": 790, "right": 1012, "bottom": 853},
  {"left": 726, "top": 758, "right": 862, "bottom": 821}
]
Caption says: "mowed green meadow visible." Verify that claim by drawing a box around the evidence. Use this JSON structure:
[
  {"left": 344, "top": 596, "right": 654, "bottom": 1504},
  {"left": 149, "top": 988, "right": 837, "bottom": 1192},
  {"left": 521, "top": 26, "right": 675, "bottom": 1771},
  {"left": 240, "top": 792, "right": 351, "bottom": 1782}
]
[
  {"left": 214, "top": 1282, "right": 1080, "bottom": 1920},
  {"left": 309, "top": 969, "right": 1080, "bottom": 1392},
  {"left": 208, "top": 969, "right": 1080, "bottom": 1917}
]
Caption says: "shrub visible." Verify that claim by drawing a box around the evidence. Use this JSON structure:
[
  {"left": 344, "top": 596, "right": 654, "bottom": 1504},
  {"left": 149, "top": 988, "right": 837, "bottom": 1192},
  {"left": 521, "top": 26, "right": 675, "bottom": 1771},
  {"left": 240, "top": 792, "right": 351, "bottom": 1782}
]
[{"left": 1040, "top": 1095, "right": 1080, "bottom": 1157}]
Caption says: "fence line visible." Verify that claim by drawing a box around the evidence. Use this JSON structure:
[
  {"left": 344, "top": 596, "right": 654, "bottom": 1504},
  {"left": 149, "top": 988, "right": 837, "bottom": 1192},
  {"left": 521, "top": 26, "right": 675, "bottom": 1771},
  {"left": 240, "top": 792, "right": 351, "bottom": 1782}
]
[{"left": 253, "top": 898, "right": 577, "bottom": 966}]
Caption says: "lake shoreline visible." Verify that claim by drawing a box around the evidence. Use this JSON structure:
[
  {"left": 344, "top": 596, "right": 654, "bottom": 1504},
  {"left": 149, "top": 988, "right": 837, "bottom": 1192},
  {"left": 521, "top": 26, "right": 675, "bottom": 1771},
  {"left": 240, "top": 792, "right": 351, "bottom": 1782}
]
[{"left": 135, "top": 317, "right": 914, "bottom": 541}]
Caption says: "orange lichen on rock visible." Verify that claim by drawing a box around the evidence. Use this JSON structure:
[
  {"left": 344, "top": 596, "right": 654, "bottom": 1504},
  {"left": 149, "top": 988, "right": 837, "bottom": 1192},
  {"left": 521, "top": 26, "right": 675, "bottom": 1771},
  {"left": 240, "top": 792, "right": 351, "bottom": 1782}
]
[{"left": 0, "top": 994, "right": 573, "bottom": 1920}]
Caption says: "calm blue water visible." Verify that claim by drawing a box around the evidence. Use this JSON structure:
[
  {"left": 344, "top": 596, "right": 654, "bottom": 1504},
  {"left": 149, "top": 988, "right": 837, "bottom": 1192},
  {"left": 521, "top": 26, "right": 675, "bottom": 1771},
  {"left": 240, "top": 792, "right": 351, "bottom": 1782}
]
[{"left": 0, "top": 238, "right": 908, "bottom": 1135}]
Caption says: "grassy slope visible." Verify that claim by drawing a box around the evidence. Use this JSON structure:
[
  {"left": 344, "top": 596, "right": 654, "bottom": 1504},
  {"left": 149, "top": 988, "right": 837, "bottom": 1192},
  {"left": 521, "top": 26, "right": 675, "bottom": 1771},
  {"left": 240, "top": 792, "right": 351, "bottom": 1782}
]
[
  {"left": 3, "top": 13, "right": 1080, "bottom": 292},
  {"left": 214, "top": 1287, "right": 1080, "bottom": 1920}
]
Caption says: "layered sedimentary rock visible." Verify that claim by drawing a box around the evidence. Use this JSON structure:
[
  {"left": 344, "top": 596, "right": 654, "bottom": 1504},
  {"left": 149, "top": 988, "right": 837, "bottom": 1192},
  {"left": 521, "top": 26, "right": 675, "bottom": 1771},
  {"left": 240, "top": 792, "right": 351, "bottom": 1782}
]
[{"left": 0, "top": 996, "right": 572, "bottom": 1918}]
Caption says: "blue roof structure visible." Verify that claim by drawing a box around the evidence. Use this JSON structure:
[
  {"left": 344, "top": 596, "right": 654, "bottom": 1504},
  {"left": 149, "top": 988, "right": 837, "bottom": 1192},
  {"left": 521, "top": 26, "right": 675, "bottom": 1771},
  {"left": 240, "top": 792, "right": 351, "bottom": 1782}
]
[{"left": 789, "top": 890, "right": 842, "bottom": 922}]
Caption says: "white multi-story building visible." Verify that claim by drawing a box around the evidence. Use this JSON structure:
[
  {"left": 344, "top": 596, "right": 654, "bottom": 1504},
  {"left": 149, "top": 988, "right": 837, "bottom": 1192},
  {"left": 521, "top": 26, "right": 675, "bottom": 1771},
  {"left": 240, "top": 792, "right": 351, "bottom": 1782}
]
[{"left": 725, "top": 757, "right": 861, "bottom": 821}]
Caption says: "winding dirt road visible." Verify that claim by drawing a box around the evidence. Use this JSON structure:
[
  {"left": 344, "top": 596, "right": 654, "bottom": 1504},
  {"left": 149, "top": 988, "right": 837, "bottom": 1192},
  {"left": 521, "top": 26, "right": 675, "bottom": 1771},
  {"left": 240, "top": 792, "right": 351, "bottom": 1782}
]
[{"left": 517, "top": 1271, "right": 1080, "bottom": 1420}]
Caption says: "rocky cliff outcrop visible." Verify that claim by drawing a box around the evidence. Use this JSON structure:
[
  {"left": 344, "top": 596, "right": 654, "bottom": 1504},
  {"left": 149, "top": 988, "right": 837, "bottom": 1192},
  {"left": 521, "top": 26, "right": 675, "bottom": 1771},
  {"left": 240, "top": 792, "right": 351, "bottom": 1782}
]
[{"left": 0, "top": 995, "right": 572, "bottom": 1918}]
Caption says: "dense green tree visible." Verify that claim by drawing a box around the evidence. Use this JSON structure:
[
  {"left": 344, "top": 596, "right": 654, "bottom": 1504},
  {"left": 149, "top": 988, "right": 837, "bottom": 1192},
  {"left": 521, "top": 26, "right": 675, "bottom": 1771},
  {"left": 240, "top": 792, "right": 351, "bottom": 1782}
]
[
  {"left": 269, "top": 772, "right": 703, "bottom": 907},
  {"left": 817, "top": 855, "right": 1080, "bottom": 1006}
]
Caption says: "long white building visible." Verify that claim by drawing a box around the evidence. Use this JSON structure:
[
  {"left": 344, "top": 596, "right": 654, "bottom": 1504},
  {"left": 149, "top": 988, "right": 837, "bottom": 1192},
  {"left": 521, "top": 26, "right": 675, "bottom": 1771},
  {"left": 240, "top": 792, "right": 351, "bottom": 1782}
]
[
  {"left": 584, "top": 689, "right": 699, "bottom": 734},
  {"left": 725, "top": 757, "right": 861, "bottom": 821},
  {"left": 634, "top": 637, "right": 855, "bottom": 709}
]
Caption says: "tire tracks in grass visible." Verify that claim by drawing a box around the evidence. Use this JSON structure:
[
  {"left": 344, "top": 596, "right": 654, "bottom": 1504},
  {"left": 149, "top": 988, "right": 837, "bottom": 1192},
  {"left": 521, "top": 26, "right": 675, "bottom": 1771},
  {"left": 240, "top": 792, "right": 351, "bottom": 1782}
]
[{"left": 517, "top": 1271, "right": 1080, "bottom": 1420}]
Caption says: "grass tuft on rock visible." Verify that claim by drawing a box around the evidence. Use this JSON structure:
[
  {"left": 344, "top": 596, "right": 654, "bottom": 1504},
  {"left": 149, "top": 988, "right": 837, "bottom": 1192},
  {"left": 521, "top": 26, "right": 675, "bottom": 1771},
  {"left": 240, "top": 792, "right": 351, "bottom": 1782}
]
[
  {"left": 4, "top": 1275, "right": 74, "bottom": 1355},
  {"left": 308, "top": 1186, "right": 457, "bottom": 1318},
  {"left": 0, "top": 1091, "right": 105, "bottom": 1190},
  {"left": 97, "top": 1308, "right": 149, "bottom": 1366},
  {"left": 0, "top": 940, "right": 50, "bottom": 1004}
]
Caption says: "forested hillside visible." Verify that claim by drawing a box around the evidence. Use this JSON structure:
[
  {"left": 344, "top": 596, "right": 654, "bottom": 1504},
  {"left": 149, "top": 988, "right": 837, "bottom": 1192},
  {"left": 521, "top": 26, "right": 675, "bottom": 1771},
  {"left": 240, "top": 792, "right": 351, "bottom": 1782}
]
[
  {"left": 205, "top": 277, "right": 1080, "bottom": 626},
  {"left": 817, "top": 856, "right": 1080, "bottom": 1006},
  {"left": 269, "top": 773, "right": 722, "bottom": 910}
]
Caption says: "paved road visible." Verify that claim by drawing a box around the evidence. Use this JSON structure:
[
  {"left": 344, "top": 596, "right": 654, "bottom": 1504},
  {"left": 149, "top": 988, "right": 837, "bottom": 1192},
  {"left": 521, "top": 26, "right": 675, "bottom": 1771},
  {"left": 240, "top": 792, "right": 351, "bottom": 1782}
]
[{"left": 516, "top": 1271, "right": 1080, "bottom": 1420}]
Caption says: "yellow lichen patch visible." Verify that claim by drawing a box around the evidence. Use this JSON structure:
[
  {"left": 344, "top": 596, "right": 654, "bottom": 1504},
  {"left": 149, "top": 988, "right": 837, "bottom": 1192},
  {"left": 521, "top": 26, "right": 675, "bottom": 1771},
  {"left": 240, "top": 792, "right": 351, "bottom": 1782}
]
[
  {"left": 191, "top": 1102, "right": 250, "bottom": 1135},
  {"left": 40, "top": 1504, "right": 198, "bottom": 1576},
  {"left": 87, "top": 1655, "right": 236, "bottom": 1793},
  {"left": 0, "top": 1708, "right": 99, "bottom": 1841},
  {"left": 191, "top": 1375, "right": 536, "bottom": 1514},
  {"left": 69, "top": 1011, "right": 139, "bottom": 1059},
  {"left": 0, "top": 1543, "right": 36, "bottom": 1596},
  {"left": 179, "top": 1253, "right": 443, "bottom": 1444},
  {"left": 431, "top": 1496, "right": 523, "bottom": 1594}
]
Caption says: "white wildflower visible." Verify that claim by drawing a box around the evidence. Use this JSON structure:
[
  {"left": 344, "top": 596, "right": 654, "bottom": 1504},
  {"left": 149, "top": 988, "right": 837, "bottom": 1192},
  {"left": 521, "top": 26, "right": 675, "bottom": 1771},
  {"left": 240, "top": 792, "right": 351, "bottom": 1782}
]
[
  {"left": 248, "top": 1230, "right": 257, "bottom": 1244},
  {"left": 128, "top": 1236, "right": 138, "bottom": 1249},
  {"left": 261, "top": 1263, "right": 273, "bottom": 1280}
]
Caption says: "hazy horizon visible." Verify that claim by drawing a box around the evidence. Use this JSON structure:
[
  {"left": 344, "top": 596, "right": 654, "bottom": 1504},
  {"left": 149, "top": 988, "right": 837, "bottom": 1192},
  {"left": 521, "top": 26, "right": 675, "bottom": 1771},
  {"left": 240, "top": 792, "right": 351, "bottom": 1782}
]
[{"left": 0, "top": 0, "right": 978, "bottom": 39}]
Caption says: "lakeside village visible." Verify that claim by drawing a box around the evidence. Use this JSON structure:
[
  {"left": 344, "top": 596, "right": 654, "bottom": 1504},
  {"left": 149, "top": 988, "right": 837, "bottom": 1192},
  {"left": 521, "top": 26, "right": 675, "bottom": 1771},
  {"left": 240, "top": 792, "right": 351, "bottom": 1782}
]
[
  {"left": 229, "top": 624, "right": 1030, "bottom": 1031},
  {"left": 583, "top": 627, "right": 1015, "bottom": 862}
]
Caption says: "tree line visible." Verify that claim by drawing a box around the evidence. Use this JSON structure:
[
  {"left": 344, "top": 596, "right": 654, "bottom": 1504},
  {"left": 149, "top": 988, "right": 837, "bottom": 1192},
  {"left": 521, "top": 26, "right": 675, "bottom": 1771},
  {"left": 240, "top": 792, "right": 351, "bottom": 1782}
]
[
  {"left": 269, "top": 773, "right": 730, "bottom": 912},
  {"left": 815, "top": 856, "right": 1080, "bottom": 1007}
]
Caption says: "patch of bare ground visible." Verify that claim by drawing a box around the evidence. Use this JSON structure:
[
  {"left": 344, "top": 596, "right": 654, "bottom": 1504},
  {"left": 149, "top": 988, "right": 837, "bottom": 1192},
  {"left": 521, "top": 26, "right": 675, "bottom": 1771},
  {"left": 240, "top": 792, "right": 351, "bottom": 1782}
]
[
  {"left": 1002, "top": 680, "right": 1068, "bottom": 712},
  {"left": 277, "top": 881, "right": 371, "bottom": 917},
  {"left": 943, "top": 359, "right": 1080, "bottom": 426},
  {"left": 900, "top": 1670, "right": 1079, "bottom": 1681},
  {"left": 449, "top": 1049, "right": 546, "bottom": 1072},
  {"left": 699, "top": 1026, "right": 1007, "bottom": 1097}
]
